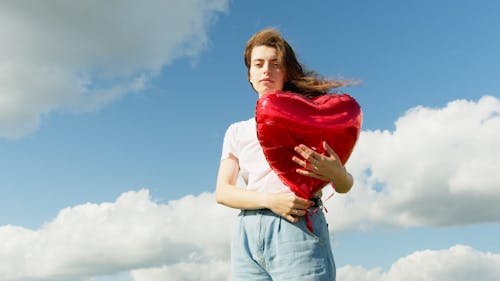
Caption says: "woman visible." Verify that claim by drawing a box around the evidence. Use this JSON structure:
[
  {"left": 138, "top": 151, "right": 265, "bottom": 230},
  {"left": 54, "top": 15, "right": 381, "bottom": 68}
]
[{"left": 216, "top": 28, "right": 354, "bottom": 280}]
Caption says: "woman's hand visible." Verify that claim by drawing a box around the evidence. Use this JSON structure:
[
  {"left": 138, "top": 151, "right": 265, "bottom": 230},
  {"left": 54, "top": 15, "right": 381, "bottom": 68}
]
[
  {"left": 216, "top": 156, "right": 313, "bottom": 222},
  {"left": 292, "top": 141, "right": 353, "bottom": 193},
  {"left": 266, "top": 193, "right": 313, "bottom": 223}
]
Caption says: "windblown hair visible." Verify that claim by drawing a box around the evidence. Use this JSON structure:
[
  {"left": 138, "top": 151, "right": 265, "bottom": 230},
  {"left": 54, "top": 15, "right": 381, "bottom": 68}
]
[{"left": 244, "top": 28, "right": 349, "bottom": 98}]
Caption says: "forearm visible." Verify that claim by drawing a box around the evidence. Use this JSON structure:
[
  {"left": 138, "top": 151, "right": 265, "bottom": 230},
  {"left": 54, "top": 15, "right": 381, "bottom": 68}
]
[
  {"left": 216, "top": 182, "right": 313, "bottom": 223},
  {"left": 330, "top": 168, "right": 353, "bottom": 193},
  {"left": 216, "top": 183, "right": 270, "bottom": 210},
  {"left": 216, "top": 158, "right": 269, "bottom": 210}
]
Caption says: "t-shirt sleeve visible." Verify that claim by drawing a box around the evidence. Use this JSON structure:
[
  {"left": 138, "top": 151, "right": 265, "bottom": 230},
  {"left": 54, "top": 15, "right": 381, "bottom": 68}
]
[{"left": 220, "top": 123, "right": 240, "bottom": 161}]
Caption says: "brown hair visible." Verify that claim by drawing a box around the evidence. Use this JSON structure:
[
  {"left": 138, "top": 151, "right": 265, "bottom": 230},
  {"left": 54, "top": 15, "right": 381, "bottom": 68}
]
[{"left": 244, "top": 28, "right": 349, "bottom": 98}]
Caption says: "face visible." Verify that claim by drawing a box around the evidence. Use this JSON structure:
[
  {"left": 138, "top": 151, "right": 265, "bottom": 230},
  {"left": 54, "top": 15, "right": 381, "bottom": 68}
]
[{"left": 248, "top": 45, "right": 286, "bottom": 97}]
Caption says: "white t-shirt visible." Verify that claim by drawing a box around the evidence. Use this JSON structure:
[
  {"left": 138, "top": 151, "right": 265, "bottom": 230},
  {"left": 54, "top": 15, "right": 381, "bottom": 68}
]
[{"left": 221, "top": 118, "right": 292, "bottom": 194}]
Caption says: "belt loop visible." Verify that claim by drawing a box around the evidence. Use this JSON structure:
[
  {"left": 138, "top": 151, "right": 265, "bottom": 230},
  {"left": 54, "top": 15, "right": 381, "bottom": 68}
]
[
  {"left": 310, "top": 197, "right": 323, "bottom": 215},
  {"left": 311, "top": 197, "right": 322, "bottom": 208}
]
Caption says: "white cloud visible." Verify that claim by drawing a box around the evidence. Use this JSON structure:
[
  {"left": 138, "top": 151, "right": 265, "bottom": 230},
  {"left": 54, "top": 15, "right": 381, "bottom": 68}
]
[
  {"left": 326, "top": 95, "right": 500, "bottom": 230},
  {"left": 0, "top": 0, "right": 228, "bottom": 139},
  {"left": 130, "top": 260, "right": 230, "bottom": 281},
  {"left": 0, "top": 190, "right": 237, "bottom": 281},
  {"left": 131, "top": 244, "right": 500, "bottom": 281},
  {"left": 337, "top": 245, "right": 500, "bottom": 281},
  {"left": 1, "top": 189, "right": 499, "bottom": 281},
  {"left": 1, "top": 96, "right": 499, "bottom": 280}
]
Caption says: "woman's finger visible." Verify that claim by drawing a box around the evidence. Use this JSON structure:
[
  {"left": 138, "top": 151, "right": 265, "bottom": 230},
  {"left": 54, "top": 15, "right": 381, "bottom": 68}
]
[
  {"left": 291, "top": 156, "right": 306, "bottom": 167},
  {"left": 293, "top": 197, "right": 313, "bottom": 209},
  {"left": 290, "top": 209, "right": 307, "bottom": 217},
  {"left": 294, "top": 144, "right": 318, "bottom": 160},
  {"left": 323, "top": 141, "right": 338, "bottom": 158},
  {"left": 295, "top": 168, "right": 328, "bottom": 181}
]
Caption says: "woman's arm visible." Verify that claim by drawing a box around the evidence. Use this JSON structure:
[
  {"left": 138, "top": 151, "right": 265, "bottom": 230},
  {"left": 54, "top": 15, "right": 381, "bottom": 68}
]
[{"left": 215, "top": 156, "right": 312, "bottom": 223}]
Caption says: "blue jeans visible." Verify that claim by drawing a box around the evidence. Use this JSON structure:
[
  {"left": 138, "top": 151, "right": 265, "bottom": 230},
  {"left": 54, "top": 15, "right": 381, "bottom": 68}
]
[{"left": 231, "top": 203, "right": 336, "bottom": 281}]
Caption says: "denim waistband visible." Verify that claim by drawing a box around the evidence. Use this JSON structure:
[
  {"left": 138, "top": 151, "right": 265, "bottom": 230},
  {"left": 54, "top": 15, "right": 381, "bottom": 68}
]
[{"left": 240, "top": 197, "right": 323, "bottom": 216}]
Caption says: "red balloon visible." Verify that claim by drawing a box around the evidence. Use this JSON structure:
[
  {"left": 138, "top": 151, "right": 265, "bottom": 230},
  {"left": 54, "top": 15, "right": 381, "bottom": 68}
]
[{"left": 256, "top": 90, "right": 362, "bottom": 200}]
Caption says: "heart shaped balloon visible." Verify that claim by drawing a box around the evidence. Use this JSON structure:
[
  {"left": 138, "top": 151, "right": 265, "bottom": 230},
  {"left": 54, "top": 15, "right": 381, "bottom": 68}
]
[{"left": 256, "top": 90, "right": 362, "bottom": 200}]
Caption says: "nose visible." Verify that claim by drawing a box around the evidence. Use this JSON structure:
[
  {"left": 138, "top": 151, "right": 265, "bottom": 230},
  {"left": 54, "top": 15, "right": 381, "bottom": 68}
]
[{"left": 262, "top": 62, "right": 271, "bottom": 74}]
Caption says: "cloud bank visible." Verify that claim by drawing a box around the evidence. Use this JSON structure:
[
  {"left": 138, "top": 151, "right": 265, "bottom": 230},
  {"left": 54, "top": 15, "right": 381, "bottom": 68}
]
[
  {"left": 326, "top": 95, "right": 500, "bottom": 230},
  {"left": 0, "top": 190, "right": 236, "bottom": 281},
  {"left": 1, "top": 96, "right": 498, "bottom": 280},
  {"left": 133, "top": 245, "right": 500, "bottom": 281},
  {"left": 0, "top": 0, "right": 228, "bottom": 139},
  {"left": 1, "top": 191, "right": 499, "bottom": 281},
  {"left": 338, "top": 245, "right": 500, "bottom": 281}
]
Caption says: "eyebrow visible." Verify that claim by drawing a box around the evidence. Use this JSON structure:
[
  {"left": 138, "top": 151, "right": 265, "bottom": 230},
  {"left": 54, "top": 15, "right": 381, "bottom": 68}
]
[{"left": 251, "top": 58, "right": 279, "bottom": 62}]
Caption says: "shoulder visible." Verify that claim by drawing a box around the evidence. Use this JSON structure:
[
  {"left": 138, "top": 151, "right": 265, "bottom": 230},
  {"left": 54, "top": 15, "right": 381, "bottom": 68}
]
[{"left": 226, "top": 117, "right": 255, "bottom": 134}]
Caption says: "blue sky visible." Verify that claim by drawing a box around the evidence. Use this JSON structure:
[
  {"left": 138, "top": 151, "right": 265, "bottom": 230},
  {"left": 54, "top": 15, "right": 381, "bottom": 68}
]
[{"left": 1, "top": 1, "right": 499, "bottom": 280}]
